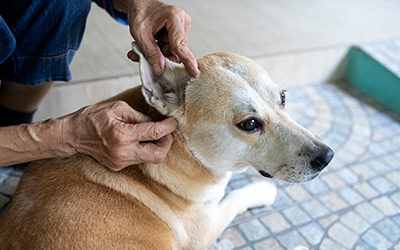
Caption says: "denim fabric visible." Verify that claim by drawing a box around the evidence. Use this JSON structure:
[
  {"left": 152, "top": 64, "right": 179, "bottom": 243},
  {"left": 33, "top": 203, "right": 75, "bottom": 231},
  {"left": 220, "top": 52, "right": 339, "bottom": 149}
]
[
  {"left": 92, "top": 0, "right": 128, "bottom": 25},
  {"left": 0, "top": 0, "right": 92, "bottom": 85},
  {"left": 0, "top": 17, "right": 16, "bottom": 65},
  {"left": 0, "top": 0, "right": 128, "bottom": 86}
]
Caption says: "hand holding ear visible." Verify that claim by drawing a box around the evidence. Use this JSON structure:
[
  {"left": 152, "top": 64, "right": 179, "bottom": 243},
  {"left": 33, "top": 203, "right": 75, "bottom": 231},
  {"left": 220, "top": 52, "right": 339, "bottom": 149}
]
[
  {"left": 125, "top": 0, "right": 198, "bottom": 77},
  {"left": 63, "top": 101, "right": 177, "bottom": 171}
]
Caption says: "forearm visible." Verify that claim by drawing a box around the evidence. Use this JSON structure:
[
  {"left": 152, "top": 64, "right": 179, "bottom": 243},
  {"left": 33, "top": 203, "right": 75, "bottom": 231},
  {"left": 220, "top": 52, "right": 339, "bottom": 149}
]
[{"left": 0, "top": 118, "right": 75, "bottom": 167}]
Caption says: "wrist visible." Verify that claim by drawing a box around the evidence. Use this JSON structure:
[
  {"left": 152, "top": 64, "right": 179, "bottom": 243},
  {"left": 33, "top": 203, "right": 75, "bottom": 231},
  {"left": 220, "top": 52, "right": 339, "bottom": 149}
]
[{"left": 56, "top": 115, "right": 78, "bottom": 158}]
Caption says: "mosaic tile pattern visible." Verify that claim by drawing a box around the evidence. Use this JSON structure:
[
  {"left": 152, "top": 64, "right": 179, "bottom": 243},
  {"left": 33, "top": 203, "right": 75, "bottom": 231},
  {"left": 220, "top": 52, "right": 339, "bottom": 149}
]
[{"left": 1, "top": 81, "right": 400, "bottom": 249}]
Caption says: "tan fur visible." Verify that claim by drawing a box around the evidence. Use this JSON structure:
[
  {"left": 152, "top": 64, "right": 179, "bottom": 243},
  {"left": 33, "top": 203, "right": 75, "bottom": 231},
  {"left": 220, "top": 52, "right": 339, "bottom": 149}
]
[{"left": 0, "top": 49, "right": 332, "bottom": 249}]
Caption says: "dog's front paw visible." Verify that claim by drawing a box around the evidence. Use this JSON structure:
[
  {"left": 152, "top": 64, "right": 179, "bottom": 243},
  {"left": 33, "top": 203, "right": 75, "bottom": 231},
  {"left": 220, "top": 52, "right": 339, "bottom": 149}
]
[{"left": 241, "top": 181, "right": 277, "bottom": 208}]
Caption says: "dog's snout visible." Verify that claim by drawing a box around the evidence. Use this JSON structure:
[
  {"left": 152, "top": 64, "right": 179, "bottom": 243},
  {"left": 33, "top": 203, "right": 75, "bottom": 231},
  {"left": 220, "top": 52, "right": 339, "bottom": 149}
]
[{"left": 310, "top": 147, "right": 334, "bottom": 172}]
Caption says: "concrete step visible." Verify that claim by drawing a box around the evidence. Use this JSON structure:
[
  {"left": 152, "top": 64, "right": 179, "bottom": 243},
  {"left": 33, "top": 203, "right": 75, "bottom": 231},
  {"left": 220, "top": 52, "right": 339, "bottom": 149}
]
[{"left": 345, "top": 40, "right": 400, "bottom": 114}]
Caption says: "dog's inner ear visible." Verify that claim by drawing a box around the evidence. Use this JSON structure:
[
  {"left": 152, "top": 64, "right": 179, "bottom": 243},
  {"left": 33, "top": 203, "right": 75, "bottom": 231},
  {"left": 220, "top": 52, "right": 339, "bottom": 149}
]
[{"left": 132, "top": 43, "right": 191, "bottom": 117}]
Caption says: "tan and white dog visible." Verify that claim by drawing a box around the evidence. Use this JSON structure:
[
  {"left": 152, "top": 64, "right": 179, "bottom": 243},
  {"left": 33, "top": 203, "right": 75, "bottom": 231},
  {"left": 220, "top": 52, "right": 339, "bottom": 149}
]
[{"left": 0, "top": 45, "right": 333, "bottom": 249}]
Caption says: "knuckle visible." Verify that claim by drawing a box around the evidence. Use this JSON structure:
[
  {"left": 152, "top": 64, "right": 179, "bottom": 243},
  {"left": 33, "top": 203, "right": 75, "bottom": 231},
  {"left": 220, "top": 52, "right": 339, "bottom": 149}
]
[
  {"left": 169, "top": 5, "right": 185, "bottom": 16},
  {"left": 111, "top": 100, "right": 128, "bottom": 109},
  {"left": 151, "top": 124, "right": 164, "bottom": 140},
  {"left": 143, "top": 50, "right": 161, "bottom": 63},
  {"left": 171, "top": 38, "right": 189, "bottom": 55}
]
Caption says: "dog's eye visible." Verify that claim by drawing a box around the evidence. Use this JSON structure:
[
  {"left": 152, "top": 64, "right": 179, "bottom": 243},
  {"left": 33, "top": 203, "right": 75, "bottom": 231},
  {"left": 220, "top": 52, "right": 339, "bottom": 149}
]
[
  {"left": 280, "top": 89, "right": 286, "bottom": 107},
  {"left": 237, "top": 118, "right": 262, "bottom": 132}
]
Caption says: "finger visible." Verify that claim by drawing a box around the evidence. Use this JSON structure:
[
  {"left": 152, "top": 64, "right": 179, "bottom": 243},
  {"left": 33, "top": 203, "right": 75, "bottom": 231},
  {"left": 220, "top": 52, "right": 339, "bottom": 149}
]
[
  {"left": 135, "top": 32, "right": 165, "bottom": 76},
  {"left": 175, "top": 46, "right": 198, "bottom": 77},
  {"left": 133, "top": 117, "right": 177, "bottom": 142},
  {"left": 166, "top": 22, "right": 198, "bottom": 76},
  {"left": 136, "top": 134, "right": 174, "bottom": 164}
]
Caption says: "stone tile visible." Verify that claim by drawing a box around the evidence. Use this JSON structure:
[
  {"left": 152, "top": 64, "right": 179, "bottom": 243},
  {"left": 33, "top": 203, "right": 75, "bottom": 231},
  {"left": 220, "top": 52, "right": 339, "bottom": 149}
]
[
  {"left": 375, "top": 218, "right": 400, "bottom": 242},
  {"left": 253, "top": 238, "right": 283, "bottom": 250},
  {"left": 382, "top": 154, "right": 400, "bottom": 171},
  {"left": 207, "top": 239, "right": 235, "bottom": 250},
  {"left": 303, "top": 178, "right": 330, "bottom": 195},
  {"left": 284, "top": 186, "right": 311, "bottom": 202},
  {"left": 394, "top": 215, "right": 400, "bottom": 227},
  {"left": 318, "top": 214, "right": 339, "bottom": 229},
  {"left": 260, "top": 212, "right": 291, "bottom": 234},
  {"left": 355, "top": 202, "right": 384, "bottom": 224},
  {"left": 276, "top": 230, "right": 309, "bottom": 250},
  {"left": 218, "top": 227, "right": 246, "bottom": 248},
  {"left": 327, "top": 155, "right": 346, "bottom": 170},
  {"left": 238, "top": 219, "right": 269, "bottom": 241},
  {"left": 282, "top": 206, "right": 311, "bottom": 226},
  {"left": 340, "top": 211, "right": 370, "bottom": 234},
  {"left": 319, "top": 193, "right": 348, "bottom": 212},
  {"left": 301, "top": 199, "right": 330, "bottom": 219},
  {"left": 319, "top": 238, "right": 346, "bottom": 250},
  {"left": 0, "top": 194, "right": 10, "bottom": 208},
  {"left": 0, "top": 167, "right": 13, "bottom": 187},
  {"left": 250, "top": 205, "right": 273, "bottom": 216},
  {"left": 238, "top": 247, "right": 252, "bottom": 250},
  {"left": 320, "top": 172, "right": 346, "bottom": 190},
  {"left": 350, "top": 163, "right": 376, "bottom": 180},
  {"left": 0, "top": 177, "right": 20, "bottom": 196},
  {"left": 338, "top": 186, "right": 364, "bottom": 206},
  {"left": 234, "top": 210, "right": 253, "bottom": 222},
  {"left": 11, "top": 164, "right": 25, "bottom": 177},
  {"left": 368, "top": 176, "right": 397, "bottom": 194},
  {"left": 386, "top": 171, "right": 400, "bottom": 187},
  {"left": 367, "top": 159, "right": 391, "bottom": 173},
  {"left": 272, "top": 189, "right": 293, "bottom": 209},
  {"left": 327, "top": 222, "right": 358, "bottom": 249},
  {"left": 354, "top": 242, "right": 374, "bottom": 250},
  {"left": 336, "top": 168, "right": 359, "bottom": 185},
  {"left": 368, "top": 141, "right": 394, "bottom": 157},
  {"left": 353, "top": 182, "right": 379, "bottom": 199},
  {"left": 298, "top": 222, "right": 324, "bottom": 246},
  {"left": 392, "top": 192, "right": 400, "bottom": 207},
  {"left": 371, "top": 196, "right": 399, "bottom": 216},
  {"left": 362, "top": 229, "right": 392, "bottom": 250}
]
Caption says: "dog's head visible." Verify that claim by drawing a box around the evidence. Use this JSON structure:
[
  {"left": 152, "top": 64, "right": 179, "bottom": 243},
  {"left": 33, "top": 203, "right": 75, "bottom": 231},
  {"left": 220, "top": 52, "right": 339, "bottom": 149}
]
[{"left": 133, "top": 44, "right": 333, "bottom": 183}]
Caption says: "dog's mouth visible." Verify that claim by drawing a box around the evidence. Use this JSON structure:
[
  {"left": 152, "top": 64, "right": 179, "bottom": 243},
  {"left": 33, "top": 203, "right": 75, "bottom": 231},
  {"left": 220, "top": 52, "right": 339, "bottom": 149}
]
[{"left": 259, "top": 170, "right": 273, "bottom": 178}]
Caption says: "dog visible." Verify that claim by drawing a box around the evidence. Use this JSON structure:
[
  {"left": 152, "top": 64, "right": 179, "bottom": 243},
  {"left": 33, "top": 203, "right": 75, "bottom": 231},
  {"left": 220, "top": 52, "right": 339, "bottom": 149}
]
[{"left": 0, "top": 44, "right": 333, "bottom": 249}]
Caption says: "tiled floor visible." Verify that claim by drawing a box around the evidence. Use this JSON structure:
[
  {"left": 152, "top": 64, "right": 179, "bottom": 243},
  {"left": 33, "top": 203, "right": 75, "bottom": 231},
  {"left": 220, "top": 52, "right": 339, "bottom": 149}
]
[{"left": 208, "top": 81, "right": 400, "bottom": 250}]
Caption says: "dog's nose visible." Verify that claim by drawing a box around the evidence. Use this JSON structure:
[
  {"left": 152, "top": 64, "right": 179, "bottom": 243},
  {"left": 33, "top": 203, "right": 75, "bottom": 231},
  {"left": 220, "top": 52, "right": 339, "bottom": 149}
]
[{"left": 310, "top": 147, "right": 334, "bottom": 172}]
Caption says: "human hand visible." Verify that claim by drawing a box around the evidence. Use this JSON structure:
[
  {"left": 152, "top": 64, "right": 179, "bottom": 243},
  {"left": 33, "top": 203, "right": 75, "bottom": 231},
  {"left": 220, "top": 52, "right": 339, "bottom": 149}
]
[
  {"left": 63, "top": 101, "right": 177, "bottom": 171},
  {"left": 125, "top": 0, "right": 198, "bottom": 76}
]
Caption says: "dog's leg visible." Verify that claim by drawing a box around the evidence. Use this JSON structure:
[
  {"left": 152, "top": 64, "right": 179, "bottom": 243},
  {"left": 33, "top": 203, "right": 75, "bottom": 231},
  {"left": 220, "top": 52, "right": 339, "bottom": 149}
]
[{"left": 201, "top": 181, "right": 277, "bottom": 248}]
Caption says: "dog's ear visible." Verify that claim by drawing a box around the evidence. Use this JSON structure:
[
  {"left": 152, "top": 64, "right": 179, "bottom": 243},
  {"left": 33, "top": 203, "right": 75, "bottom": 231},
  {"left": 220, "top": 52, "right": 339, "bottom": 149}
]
[{"left": 132, "top": 43, "right": 191, "bottom": 117}]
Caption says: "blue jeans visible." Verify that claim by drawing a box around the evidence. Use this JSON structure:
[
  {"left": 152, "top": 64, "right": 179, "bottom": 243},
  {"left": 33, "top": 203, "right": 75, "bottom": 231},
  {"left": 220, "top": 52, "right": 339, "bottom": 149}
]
[
  {"left": 0, "top": 0, "right": 127, "bottom": 86},
  {"left": 0, "top": 0, "right": 92, "bottom": 85}
]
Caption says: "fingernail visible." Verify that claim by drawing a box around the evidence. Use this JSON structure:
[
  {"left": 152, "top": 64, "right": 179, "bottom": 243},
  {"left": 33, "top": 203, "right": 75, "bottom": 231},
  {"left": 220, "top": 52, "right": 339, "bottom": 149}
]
[{"left": 152, "top": 63, "right": 163, "bottom": 76}]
